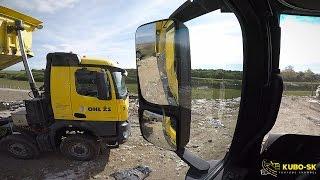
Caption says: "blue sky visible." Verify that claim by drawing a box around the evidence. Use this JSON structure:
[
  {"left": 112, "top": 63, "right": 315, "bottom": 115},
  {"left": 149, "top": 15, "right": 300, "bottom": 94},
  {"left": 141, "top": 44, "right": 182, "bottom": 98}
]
[
  {"left": 1, "top": 0, "right": 186, "bottom": 70},
  {"left": 1, "top": 0, "right": 320, "bottom": 72}
]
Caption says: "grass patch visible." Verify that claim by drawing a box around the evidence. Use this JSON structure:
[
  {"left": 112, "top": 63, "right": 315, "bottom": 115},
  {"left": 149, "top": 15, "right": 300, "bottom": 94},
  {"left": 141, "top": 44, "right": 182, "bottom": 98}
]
[
  {"left": 0, "top": 79, "right": 315, "bottom": 99},
  {"left": 127, "top": 83, "right": 138, "bottom": 94},
  {"left": 127, "top": 84, "right": 242, "bottom": 99},
  {"left": 0, "top": 78, "right": 43, "bottom": 90},
  {"left": 192, "top": 88, "right": 241, "bottom": 99},
  {"left": 283, "top": 90, "right": 312, "bottom": 96}
]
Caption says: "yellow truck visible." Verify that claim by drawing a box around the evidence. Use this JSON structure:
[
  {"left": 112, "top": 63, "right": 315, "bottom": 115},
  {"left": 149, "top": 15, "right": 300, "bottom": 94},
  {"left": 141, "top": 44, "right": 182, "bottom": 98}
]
[{"left": 0, "top": 6, "right": 130, "bottom": 160}]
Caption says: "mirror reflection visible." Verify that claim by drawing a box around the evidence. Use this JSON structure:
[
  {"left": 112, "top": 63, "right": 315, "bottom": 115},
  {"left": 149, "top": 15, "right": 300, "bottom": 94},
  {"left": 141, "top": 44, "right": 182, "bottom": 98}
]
[
  {"left": 140, "top": 110, "right": 176, "bottom": 151},
  {"left": 136, "top": 20, "right": 178, "bottom": 106}
]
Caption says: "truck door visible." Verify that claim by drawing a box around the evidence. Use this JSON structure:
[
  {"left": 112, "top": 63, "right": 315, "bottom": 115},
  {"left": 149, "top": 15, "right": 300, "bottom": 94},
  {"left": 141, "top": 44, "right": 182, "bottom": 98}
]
[
  {"left": 70, "top": 67, "right": 118, "bottom": 121},
  {"left": 50, "top": 66, "right": 73, "bottom": 120}
]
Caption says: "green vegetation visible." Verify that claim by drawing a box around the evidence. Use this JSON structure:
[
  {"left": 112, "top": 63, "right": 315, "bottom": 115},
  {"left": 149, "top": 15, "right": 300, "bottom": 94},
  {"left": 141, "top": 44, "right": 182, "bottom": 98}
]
[
  {"left": 192, "top": 88, "right": 241, "bottom": 99},
  {"left": 0, "top": 78, "right": 43, "bottom": 90},
  {"left": 281, "top": 65, "right": 320, "bottom": 82},
  {"left": 127, "top": 83, "right": 138, "bottom": 94},
  {"left": 283, "top": 90, "right": 312, "bottom": 97},
  {"left": 1, "top": 67, "right": 319, "bottom": 99},
  {"left": 191, "top": 69, "right": 242, "bottom": 80},
  {"left": 0, "top": 69, "right": 44, "bottom": 82}
]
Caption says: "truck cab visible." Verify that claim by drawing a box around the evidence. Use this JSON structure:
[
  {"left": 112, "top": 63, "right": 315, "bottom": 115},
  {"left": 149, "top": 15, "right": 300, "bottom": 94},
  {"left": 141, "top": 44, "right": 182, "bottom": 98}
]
[
  {"left": 0, "top": 6, "right": 130, "bottom": 161},
  {"left": 47, "top": 53, "right": 128, "bottom": 124},
  {"left": 5, "top": 52, "right": 131, "bottom": 160},
  {"left": 44, "top": 52, "right": 130, "bottom": 144}
]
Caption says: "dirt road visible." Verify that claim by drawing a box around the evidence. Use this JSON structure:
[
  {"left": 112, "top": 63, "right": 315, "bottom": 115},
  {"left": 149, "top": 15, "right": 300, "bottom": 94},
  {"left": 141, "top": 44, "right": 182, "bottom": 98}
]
[{"left": 0, "top": 88, "right": 320, "bottom": 179}]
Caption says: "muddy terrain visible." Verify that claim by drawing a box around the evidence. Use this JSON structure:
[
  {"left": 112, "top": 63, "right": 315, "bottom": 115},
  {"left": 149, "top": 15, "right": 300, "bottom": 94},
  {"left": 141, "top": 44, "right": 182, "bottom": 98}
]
[{"left": 0, "top": 88, "right": 320, "bottom": 179}]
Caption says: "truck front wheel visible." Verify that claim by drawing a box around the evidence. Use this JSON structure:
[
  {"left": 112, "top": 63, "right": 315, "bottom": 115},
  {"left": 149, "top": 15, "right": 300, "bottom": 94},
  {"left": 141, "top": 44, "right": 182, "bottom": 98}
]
[
  {"left": 0, "top": 134, "right": 39, "bottom": 159},
  {"left": 60, "top": 134, "right": 99, "bottom": 161}
]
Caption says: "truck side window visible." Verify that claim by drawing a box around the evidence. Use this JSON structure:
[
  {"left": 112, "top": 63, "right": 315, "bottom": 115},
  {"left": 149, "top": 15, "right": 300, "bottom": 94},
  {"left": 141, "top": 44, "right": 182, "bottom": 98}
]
[
  {"left": 75, "top": 69, "right": 99, "bottom": 98},
  {"left": 265, "top": 15, "right": 320, "bottom": 138}
]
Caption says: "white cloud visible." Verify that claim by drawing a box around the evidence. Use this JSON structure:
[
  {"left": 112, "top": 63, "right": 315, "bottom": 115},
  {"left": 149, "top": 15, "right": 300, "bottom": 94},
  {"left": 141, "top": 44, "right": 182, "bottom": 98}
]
[
  {"left": 186, "top": 12, "right": 243, "bottom": 69},
  {"left": 35, "top": 0, "right": 79, "bottom": 13},
  {"left": 3, "top": 0, "right": 79, "bottom": 13},
  {"left": 42, "top": 44, "right": 58, "bottom": 52},
  {"left": 34, "top": 0, "right": 185, "bottom": 66},
  {"left": 280, "top": 16, "right": 320, "bottom": 71},
  {"left": 3, "top": 1, "right": 319, "bottom": 72},
  {"left": 2, "top": 0, "right": 244, "bottom": 70}
]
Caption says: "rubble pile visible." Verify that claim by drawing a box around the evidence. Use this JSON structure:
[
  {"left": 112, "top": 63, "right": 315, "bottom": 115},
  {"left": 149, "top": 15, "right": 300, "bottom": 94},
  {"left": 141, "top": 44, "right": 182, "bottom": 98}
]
[
  {"left": 0, "top": 101, "right": 24, "bottom": 111},
  {"left": 110, "top": 165, "right": 152, "bottom": 180},
  {"left": 191, "top": 98, "right": 240, "bottom": 115},
  {"left": 130, "top": 97, "right": 241, "bottom": 116}
]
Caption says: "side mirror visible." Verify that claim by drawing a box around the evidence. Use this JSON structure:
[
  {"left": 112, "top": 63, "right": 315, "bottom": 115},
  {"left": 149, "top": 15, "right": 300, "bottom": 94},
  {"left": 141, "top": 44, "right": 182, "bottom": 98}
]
[
  {"left": 96, "top": 70, "right": 109, "bottom": 100},
  {"left": 135, "top": 19, "right": 191, "bottom": 150},
  {"left": 136, "top": 19, "right": 210, "bottom": 173}
]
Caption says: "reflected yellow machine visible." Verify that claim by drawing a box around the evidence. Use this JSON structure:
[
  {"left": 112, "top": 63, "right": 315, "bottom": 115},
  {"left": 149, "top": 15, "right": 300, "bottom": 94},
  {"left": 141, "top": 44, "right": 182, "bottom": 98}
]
[
  {"left": 0, "top": 6, "right": 130, "bottom": 161},
  {"left": 155, "top": 21, "right": 179, "bottom": 102},
  {"left": 163, "top": 116, "right": 177, "bottom": 146},
  {"left": 155, "top": 21, "right": 179, "bottom": 145}
]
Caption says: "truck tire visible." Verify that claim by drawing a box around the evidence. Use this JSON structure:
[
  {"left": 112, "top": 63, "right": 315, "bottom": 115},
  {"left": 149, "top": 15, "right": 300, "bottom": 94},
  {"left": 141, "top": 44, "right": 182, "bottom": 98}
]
[
  {"left": 0, "top": 134, "right": 39, "bottom": 159},
  {"left": 60, "top": 134, "right": 99, "bottom": 161}
]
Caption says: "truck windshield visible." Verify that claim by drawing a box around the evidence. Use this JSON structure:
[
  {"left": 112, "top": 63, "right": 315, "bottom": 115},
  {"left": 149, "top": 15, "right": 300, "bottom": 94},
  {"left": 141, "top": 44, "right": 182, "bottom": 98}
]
[{"left": 112, "top": 71, "right": 127, "bottom": 98}]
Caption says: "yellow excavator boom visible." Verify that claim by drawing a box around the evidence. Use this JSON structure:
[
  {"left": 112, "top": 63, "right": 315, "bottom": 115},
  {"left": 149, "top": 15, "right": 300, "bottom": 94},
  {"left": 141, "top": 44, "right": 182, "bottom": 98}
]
[{"left": 0, "top": 6, "right": 43, "bottom": 70}]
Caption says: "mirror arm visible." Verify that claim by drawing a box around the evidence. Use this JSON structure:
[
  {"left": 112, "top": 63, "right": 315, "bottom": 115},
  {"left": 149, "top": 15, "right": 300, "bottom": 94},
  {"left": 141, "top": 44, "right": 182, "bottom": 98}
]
[{"left": 177, "top": 148, "right": 210, "bottom": 173}]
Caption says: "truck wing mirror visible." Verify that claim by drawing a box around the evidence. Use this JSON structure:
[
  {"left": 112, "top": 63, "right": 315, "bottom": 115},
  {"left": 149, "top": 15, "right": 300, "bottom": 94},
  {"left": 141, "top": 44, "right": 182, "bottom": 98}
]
[
  {"left": 135, "top": 19, "right": 191, "bottom": 150},
  {"left": 136, "top": 19, "right": 209, "bottom": 173},
  {"left": 96, "top": 71, "right": 109, "bottom": 100}
]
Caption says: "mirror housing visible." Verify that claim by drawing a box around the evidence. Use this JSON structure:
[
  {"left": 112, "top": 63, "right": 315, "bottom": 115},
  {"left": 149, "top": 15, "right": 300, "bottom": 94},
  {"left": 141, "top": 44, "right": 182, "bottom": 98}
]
[
  {"left": 140, "top": 110, "right": 177, "bottom": 151},
  {"left": 96, "top": 70, "right": 109, "bottom": 100},
  {"left": 135, "top": 19, "right": 191, "bottom": 151}
]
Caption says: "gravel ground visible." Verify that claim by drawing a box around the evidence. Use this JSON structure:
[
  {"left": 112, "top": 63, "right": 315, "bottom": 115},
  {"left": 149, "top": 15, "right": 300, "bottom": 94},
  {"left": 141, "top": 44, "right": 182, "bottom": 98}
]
[
  {"left": 0, "top": 88, "right": 30, "bottom": 101},
  {"left": 0, "top": 88, "right": 320, "bottom": 179},
  {"left": 268, "top": 96, "right": 320, "bottom": 136}
]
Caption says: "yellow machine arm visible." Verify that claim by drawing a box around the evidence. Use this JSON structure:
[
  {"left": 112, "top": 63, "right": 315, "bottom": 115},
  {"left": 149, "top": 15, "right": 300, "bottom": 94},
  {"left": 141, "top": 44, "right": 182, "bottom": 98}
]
[
  {"left": 155, "top": 21, "right": 179, "bottom": 102},
  {"left": 0, "top": 6, "right": 43, "bottom": 70}
]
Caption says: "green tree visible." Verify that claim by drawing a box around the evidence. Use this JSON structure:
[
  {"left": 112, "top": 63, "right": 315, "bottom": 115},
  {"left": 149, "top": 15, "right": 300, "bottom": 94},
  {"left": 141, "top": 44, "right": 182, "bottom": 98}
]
[
  {"left": 304, "top": 69, "right": 315, "bottom": 82},
  {"left": 282, "top": 65, "right": 297, "bottom": 81}
]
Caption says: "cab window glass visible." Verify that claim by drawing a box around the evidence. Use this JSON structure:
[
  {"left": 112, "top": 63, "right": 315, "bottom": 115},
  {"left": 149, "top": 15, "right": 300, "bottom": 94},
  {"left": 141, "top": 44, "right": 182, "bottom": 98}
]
[
  {"left": 185, "top": 11, "right": 243, "bottom": 160},
  {"left": 75, "top": 69, "right": 100, "bottom": 98},
  {"left": 112, "top": 71, "right": 127, "bottom": 98},
  {"left": 266, "top": 15, "right": 320, "bottom": 138}
]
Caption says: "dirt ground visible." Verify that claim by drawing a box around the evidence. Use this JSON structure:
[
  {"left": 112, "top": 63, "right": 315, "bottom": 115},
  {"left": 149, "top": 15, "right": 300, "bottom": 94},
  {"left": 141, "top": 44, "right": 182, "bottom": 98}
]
[
  {"left": 0, "top": 88, "right": 320, "bottom": 179},
  {"left": 0, "top": 88, "right": 30, "bottom": 101},
  {"left": 0, "top": 88, "right": 189, "bottom": 180},
  {"left": 269, "top": 96, "right": 320, "bottom": 136}
]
